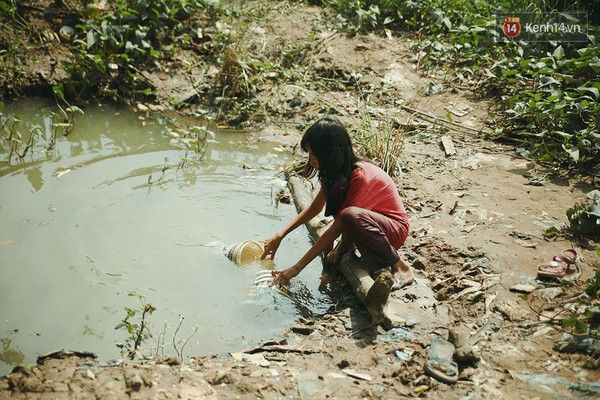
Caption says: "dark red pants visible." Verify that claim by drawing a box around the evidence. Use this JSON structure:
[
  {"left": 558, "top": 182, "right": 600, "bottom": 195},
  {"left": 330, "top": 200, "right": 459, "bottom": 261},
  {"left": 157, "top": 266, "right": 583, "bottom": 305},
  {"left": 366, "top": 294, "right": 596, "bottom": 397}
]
[{"left": 338, "top": 206, "right": 409, "bottom": 271}]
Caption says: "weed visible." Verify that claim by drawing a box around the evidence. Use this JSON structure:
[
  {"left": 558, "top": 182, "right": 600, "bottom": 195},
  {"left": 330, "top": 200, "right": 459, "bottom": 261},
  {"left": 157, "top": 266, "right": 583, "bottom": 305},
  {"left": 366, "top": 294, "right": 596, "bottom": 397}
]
[
  {"left": 56, "top": 0, "right": 218, "bottom": 102},
  {"left": 352, "top": 115, "right": 406, "bottom": 178},
  {"left": 174, "top": 113, "right": 215, "bottom": 170},
  {"left": 172, "top": 316, "right": 199, "bottom": 361},
  {"left": 0, "top": 112, "right": 46, "bottom": 163},
  {"left": 115, "top": 292, "right": 199, "bottom": 361},
  {"left": 559, "top": 267, "right": 600, "bottom": 368},
  {"left": 326, "top": 0, "right": 600, "bottom": 167},
  {"left": 566, "top": 190, "right": 600, "bottom": 236},
  {"left": 115, "top": 291, "right": 156, "bottom": 360},
  {"left": 0, "top": 0, "right": 27, "bottom": 28}
]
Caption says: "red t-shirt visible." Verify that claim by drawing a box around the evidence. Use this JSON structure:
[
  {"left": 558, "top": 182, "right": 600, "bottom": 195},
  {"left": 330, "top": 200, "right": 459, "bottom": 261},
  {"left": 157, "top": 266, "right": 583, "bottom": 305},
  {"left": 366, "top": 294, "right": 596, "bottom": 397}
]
[{"left": 337, "top": 161, "right": 410, "bottom": 246}]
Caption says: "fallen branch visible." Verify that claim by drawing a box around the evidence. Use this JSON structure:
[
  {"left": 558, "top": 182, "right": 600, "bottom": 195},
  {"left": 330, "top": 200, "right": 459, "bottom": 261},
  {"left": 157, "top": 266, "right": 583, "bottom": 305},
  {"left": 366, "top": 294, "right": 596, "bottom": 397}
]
[
  {"left": 398, "top": 104, "right": 493, "bottom": 136},
  {"left": 243, "top": 340, "right": 316, "bottom": 355}
]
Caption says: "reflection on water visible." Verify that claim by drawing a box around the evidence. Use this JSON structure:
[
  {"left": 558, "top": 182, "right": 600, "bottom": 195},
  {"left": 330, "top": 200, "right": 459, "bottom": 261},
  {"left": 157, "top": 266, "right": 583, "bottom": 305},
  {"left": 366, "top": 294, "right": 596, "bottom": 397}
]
[
  {"left": 0, "top": 98, "right": 336, "bottom": 377},
  {"left": 0, "top": 338, "right": 25, "bottom": 367}
]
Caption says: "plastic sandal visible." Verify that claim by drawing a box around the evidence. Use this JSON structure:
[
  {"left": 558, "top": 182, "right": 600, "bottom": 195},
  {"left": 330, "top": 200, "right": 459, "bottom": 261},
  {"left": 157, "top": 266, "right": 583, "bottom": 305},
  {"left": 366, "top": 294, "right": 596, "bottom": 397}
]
[
  {"left": 537, "top": 249, "right": 578, "bottom": 278},
  {"left": 424, "top": 337, "right": 459, "bottom": 384}
]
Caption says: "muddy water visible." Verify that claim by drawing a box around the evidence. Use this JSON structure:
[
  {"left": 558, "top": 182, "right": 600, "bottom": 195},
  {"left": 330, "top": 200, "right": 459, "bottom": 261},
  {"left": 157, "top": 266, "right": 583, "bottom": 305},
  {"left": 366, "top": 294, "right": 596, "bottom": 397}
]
[{"left": 0, "top": 98, "right": 333, "bottom": 376}]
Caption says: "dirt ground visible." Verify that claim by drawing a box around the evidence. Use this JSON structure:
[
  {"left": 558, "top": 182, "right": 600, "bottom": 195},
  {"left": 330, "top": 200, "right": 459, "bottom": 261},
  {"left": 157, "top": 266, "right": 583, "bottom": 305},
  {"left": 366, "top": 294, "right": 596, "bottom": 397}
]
[{"left": 1, "top": 1, "right": 600, "bottom": 399}]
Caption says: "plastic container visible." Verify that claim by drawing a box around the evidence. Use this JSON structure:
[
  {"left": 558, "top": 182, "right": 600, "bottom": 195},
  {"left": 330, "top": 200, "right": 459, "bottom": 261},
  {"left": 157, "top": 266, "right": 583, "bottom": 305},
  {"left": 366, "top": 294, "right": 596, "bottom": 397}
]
[
  {"left": 225, "top": 240, "right": 264, "bottom": 266},
  {"left": 251, "top": 270, "right": 290, "bottom": 297}
]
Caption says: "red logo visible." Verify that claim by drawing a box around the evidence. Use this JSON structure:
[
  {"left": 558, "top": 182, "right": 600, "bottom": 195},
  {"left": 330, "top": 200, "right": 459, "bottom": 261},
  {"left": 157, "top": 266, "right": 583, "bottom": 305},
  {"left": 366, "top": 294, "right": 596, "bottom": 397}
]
[{"left": 502, "top": 17, "right": 521, "bottom": 38}]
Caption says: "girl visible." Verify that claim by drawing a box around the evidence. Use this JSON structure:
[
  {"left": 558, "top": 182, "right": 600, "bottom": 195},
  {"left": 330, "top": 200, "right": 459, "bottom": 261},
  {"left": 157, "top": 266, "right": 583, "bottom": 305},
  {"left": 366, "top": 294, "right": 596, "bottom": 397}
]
[{"left": 262, "top": 116, "right": 413, "bottom": 290}]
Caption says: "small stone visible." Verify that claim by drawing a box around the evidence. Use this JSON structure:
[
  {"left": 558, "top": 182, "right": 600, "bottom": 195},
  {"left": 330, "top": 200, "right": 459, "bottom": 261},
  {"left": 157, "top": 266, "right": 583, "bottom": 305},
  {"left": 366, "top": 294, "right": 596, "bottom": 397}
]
[
  {"left": 532, "top": 326, "right": 554, "bottom": 337},
  {"left": 291, "top": 324, "right": 315, "bottom": 335},
  {"left": 510, "top": 284, "right": 536, "bottom": 294},
  {"left": 413, "top": 385, "right": 429, "bottom": 393},
  {"left": 250, "top": 369, "right": 263, "bottom": 378},
  {"left": 125, "top": 373, "right": 144, "bottom": 392},
  {"left": 342, "top": 368, "right": 371, "bottom": 381},
  {"left": 537, "top": 287, "right": 563, "bottom": 300}
]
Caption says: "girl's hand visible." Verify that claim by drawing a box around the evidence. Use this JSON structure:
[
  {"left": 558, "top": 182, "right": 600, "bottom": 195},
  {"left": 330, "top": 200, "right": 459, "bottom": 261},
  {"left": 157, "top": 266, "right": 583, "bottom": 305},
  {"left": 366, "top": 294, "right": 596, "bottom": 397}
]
[
  {"left": 261, "top": 234, "right": 282, "bottom": 260},
  {"left": 270, "top": 267, "right": 299, "bottom": 286}
]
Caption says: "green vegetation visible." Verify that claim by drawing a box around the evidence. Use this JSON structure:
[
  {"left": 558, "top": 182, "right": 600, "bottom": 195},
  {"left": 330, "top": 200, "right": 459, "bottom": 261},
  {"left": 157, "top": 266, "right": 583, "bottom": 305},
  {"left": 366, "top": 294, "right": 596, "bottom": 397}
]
[
  {"left": 115, "top": 291, "right": 199, "bottom": 361},
  {"left": 115, "top": 291, "right": 156, "bottom": 360},
  {"left": 2, "top": 1, "right": 597, "bottom": 168},
  {"left": 560, "top": 268, "right": 600, "bottom": 369},
  {"left": 325, "top": 0, "right": 599, "bottom": 167},
  {"left": 0, "top": 99, "right": 83, "bottom": 165},
  {"left": 63, "top": 0, "right": 219, "bottom": 102},
  {"left": 567, "top": 190, "right": 600, "bottom": 236},
  {"left": 0, "top": 108, "right": 56, "bottom": 163}
]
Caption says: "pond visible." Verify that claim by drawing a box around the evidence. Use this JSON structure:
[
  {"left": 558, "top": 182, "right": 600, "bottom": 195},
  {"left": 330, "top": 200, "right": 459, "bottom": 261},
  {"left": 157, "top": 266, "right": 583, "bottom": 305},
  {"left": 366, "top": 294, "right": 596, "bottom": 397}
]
[{"left": 0, "top": 98, "right": 335, "bottom": 376}]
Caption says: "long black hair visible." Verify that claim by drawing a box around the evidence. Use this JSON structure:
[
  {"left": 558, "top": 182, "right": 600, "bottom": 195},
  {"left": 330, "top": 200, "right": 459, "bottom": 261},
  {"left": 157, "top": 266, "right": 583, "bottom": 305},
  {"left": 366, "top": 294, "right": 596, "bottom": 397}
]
[{"left": 301, "top": 116, "right": 359, "bottom": 216}]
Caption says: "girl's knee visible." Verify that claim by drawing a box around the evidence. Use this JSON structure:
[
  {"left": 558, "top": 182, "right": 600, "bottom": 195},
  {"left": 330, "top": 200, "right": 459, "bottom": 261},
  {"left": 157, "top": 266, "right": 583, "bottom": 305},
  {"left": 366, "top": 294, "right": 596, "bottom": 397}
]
[{"left": 339, "top": 206, "right": 361, "bottom": 226}]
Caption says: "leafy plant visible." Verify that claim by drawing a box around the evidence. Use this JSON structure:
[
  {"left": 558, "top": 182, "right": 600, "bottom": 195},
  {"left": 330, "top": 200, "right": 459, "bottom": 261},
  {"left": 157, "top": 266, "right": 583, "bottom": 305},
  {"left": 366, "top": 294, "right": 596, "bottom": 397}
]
[
  {"left": 115, "top": 291, "right": 156, "bottom": 360},
  {"left": 166, "top": 113, "right": 215, "bottom": 170},
  {"left": 0, "top": 103, "right": 80, "bottom": 164},
  {"left": 562, "top": 316, "right": 589, "bottom": 334},
  {"left": 60, "top": 0, "right": 217, "bottom": 102},
  {"left": 326, "top": 0, "right": 600, "bottom": 167},
  {"left": 352, "top": 114, "right": 406, "bottom": 177},
  {"left": 0, "top": 112, "right": 46, "bottom": 163},
  {"left": 566, "top": 190, "right": 600, "bottom": 235},
  {"left": 115, "top": 292, "right": 200, "bottom": 361},
  {"left": 0, "top": 0, "right": 26, "bottom": 28}
]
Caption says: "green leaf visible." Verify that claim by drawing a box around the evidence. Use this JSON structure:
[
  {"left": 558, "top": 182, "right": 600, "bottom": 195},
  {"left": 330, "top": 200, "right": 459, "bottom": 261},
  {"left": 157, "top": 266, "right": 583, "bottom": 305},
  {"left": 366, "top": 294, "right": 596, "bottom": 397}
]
[
  {"left": 586, "top": 306, "right": 600, "bottom": 321},
  {"left": 501, "top": 69, "right": 518, "bottom": 77},
  {"left": 578, "top": 86, "right": 599, "bottom": 100},
  {"left": 553, "top": 45, "right": 565, "bottom": 59},
  {"left": 443, "top": 17, "right": 452, "bottom": 30},
  {"left": 543, "top": 226, "right": 559, "bottom": 238},
  {"left": 562, "top": 317, "right": 588, "bottom": 334},
  {"left": 86, "top": 30, "right": 96, "bottom": 49},
  {"left": 555, "top": 131, "right": 573, "bottom": 140},
  {"left": 562, "top": 144, "right": 580, "bottom": 162},
  {"left": 586, "top": 190, "right": 600, "bottom": 202},
  {"left": 539, "top": 76, "right": 560, "bottom": 87},
  {"left": 425, "top": 82, "right": 443, "bottom": 95},
  {"left": 69, "top": 106, "right": 84, "bottom": 116}
]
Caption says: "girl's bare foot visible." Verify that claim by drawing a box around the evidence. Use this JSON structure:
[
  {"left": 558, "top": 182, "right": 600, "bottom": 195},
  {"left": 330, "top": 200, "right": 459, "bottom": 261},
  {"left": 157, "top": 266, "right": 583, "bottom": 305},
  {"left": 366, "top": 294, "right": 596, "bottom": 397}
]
[{"left": 391, "top": 257, "right": 414, "bottom": 291}]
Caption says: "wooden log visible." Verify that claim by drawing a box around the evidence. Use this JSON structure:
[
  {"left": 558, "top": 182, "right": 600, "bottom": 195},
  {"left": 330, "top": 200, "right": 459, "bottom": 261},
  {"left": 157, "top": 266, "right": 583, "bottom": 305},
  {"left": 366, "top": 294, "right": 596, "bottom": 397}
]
[
  {"left": 286, "top": 174, "right": 395, "bottom": 328},
  {"left": 287, "top": 175, "right": 330, "bottom": 241}
]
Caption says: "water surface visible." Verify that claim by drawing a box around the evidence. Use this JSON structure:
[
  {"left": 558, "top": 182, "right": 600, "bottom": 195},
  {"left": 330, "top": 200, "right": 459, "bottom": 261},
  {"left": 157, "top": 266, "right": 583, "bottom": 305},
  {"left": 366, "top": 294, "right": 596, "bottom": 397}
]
[{"left": 0, "top": 98, "right": 333, "bottom": 376}]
